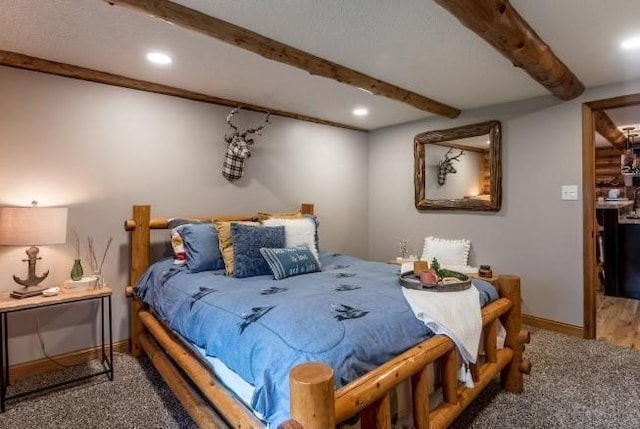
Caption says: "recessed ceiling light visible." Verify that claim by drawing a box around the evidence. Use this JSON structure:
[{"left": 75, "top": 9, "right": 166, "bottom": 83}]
[
  {"left": 621, "top": 37, "right": 640, "bottom": 50},
  {"left": 353, "top": 108, "right": 368, "bottom": 117},
  {"left": 146, "top": 52, "right": 172, "bottom": 65}
]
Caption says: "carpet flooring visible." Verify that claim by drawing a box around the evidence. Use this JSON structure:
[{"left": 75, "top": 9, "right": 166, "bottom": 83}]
[
  {"left": 0, "top": 354, "right": 196, "bottom": 429},
  {"left": 2, "top": 327, "right": 640, "bottom": 428}
]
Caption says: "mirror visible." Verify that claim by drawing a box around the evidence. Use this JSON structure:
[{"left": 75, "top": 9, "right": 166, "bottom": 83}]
[{"left": 414, "top": 120, "right": 502, "bottom": 211}]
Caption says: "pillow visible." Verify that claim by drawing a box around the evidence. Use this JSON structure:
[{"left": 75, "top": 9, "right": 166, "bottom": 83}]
[
  {"left": 421, "top": 236, "right": 471, "bottom": 267},
  {"left": 169, "top": 228, "right": 188, "bottom": 264},
  {"left": 256, "top": 208, "right": 303, "bottom": 221},
  {"left": 168, "top": 218, "right": 210, "bottom": 264},
  {"left": 260, "top": 245, "right": 321, "bottom": 280},
  {"left": 214, "top": 220, "right": 260, "bottom": 276},
  {"left": 231, "top": 223, "right": 285, "bottom": 278},
  {"left": 170, "top": 223, "right": 224, "bottom": 273},
  {"left": 167, "top": 217, "right": 209, "bottom": 229},
  {"left": 261, "top": 216, "right": 320, "bottom": 265}
]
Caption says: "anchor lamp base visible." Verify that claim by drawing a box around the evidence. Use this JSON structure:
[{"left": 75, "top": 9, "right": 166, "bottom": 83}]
[{"left": 13, "top": 245, "right": 50, "bottom": 288}]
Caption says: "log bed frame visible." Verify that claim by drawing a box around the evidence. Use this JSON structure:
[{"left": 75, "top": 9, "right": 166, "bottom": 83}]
[{"left": 124, "top": 204, "right": 531, "bottom": 429}]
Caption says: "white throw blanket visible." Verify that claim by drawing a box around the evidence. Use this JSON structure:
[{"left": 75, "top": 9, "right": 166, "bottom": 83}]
[{"left": 402, "top": 286, "right": 482, "bottom": 387}]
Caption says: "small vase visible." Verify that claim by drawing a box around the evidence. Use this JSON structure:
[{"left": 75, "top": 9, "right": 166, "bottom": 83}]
[{"left": 71, "top": 259, "right": 84, "bottom": 281}]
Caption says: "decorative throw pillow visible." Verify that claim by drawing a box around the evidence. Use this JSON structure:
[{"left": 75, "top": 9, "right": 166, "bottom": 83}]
[
  {"left": 421, "top": 236, "right": 471, "bottom": 267},
  {"left": 260, "top": 245, "right": 321, "bottom": 280},
  {"left": 169, "top": 229, "right": 188, "bottom": 264},
  {"left": 167, "top": 218, "right": 209, "bottom": 265},
  {"left": 256, "top": 208, "right": 303, "bottom": 221},
  {"left": 168, "top": 223, "right": 224, "bottom": 273},
  {"left": 167, "top": 218, "right": 209, "bottom": 229},
  {"left": 214, "top": 220, "right": 260, "bottom": 276},
  {"left": 261, "top": 216, "right": 320, "bottom": 265},
  {"left": 231, "top": 223, "right": 285, "bottom": 278}
]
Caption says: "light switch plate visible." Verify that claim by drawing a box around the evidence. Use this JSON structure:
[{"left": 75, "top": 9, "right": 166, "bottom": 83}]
[{"left": 561, "top": 185, "right": 579, "bottom": 200}]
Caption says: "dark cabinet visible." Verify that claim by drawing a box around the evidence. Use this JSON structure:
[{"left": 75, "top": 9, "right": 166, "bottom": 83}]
[
  {"left": 597, "top": 208, "right": 622, "bottom": 297},
  {"left": 619, "top": 224, "right": 640, "bottom": 300},
  {"left": 598, "top": 207, "right": 640, "bottom": 300}
]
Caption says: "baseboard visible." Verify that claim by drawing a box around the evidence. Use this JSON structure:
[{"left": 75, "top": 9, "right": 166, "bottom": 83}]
[
  {"left": 523, "top": 314, "right": 584, "bottom": 338},
  {"left": 9, "top": 339, "right": 130, "bottom": 382}
]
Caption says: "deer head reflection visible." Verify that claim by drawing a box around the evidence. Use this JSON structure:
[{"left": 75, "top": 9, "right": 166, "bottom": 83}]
[{"left": 437, "top": 148, "right": 465, "bottom": 185}]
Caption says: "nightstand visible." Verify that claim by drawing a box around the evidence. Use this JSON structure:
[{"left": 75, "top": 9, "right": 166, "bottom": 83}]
[{"left": 0, "top": 287, "right": 113, "bottom": 411}]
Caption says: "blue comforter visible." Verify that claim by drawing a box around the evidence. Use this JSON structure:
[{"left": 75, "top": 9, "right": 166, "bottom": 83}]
[{"left": 136, "top": 252, "right": 498, "bottom": 426}]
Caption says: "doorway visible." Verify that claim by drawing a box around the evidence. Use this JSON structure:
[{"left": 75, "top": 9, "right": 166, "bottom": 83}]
[{"left": 583, "top": 92, "right": 640, "bottom": 340}]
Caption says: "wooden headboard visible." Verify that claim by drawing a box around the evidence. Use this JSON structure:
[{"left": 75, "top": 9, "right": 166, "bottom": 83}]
[{"left": 124, "top": 203, "right": 315, "bottom": 287}]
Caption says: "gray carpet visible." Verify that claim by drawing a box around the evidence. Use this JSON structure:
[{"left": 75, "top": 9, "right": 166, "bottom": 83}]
[
  {"left": 1, "top": 328, "right": 639, "bottom": 428},
  {"left": 0, "top": 354, "right": 196, "bottom": 429},
  {"left": 451, "top": 327, "right": 640, "bottom": 428}
]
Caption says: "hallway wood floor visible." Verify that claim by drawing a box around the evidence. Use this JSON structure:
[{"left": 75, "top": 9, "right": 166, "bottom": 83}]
[{"left": 596, "top": 292, "right": 640, "bottom": 349}]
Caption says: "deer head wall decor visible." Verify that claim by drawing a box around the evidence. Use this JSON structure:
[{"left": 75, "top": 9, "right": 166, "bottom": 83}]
[
  {"left": 437, "top": 148, "right": 465, "bottom": 185},
  {"left": 222, "top": 107, "right": 272, "bottom": 181}
]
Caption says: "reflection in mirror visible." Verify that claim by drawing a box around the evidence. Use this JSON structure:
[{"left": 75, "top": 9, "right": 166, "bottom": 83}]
[{"left": 414, "top": 120, "right": 501, "bottom": 211}]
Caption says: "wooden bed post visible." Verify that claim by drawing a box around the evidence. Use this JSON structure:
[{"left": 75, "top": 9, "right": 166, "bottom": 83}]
[
  {"left": 496, "top": 275, "right": 531, "bottom": 393},
  {"left": 411, "top": 366, "right": 431, "bottom": 429},
  {"left": 300, "top": 203, "right": 314, "bottom": 215},
  {"left": 129, "top": 205, "right": 151, "bottom": 357},
  {"left": 130, "top": 205, "right": 151, "bottom": 284},
  {"left": 287, "top": 362, "right": 335, "bottom": 429}
]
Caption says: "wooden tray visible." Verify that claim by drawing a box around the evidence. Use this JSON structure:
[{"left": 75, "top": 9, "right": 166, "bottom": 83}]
[{"left": 399, "top": 271, "right": 471, "bottom": 292}]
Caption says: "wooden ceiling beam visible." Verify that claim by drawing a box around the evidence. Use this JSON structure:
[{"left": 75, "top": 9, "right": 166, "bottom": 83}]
[
  {"left": 104, "top": 0, "right": 461, "bottom": 119},
  {"left": 0, "top": 50, "right": 362, "bottom": 131},
  {"left": 594, "top": 111, "right": 627, "bottom": 150},
  {"left": 434, "top": 0, "right": 585, "bottom": 101}
]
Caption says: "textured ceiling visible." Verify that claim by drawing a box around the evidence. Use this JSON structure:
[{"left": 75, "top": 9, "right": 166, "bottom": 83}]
[{"left": 1, "top": 0, "right": 640, "bottom": 130}]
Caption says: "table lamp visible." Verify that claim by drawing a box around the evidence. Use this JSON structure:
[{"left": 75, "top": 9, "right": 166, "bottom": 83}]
[{"left": 0, "top": 202, "right": 68, "bottom": 293}]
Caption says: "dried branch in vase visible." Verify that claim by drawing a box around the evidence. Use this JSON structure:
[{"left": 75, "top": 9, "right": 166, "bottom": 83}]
[
  {"left": 71, "top": 227, "right": 81, "bottom": 260},
  {"left": 99, "top": 238, "right": 113, "bottom": 274},
  {"left": 86, "top": 236, "right": 113, "bottom": 274},
  {"left": 87, "top": 237, "right": 99, "bottom": 273}
]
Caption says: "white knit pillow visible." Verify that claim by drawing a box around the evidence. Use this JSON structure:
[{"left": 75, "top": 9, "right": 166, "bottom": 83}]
[
  {"left": 261, "top": 217, "right": 320, "bottom": 265},
  {"left": 421, "top": 236, "right": 471, "bottom": 267}
]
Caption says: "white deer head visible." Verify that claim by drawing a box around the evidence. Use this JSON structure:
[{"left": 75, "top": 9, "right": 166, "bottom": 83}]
[
  {"left": 437, "top": 148, "right": 464, "bottom": 185},
  {"left": 222, "top": 107, "right": 272, "bottom": 181}
]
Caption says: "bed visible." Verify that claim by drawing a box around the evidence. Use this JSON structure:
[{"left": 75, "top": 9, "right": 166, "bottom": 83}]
[{"left": 124, "top": 203, "right": 530, "bottom": 428}]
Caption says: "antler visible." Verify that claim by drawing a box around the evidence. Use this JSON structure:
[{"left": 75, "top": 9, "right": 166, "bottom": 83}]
[
  {"left": 224, "top": 107, "right": 272, "bottom": 144},
  {"left": 242, "top": 113, "right": 272, "bottom": 140},
  {"left": 226, "top": 107, "right": 241, "bottom": 133},
  {"left": 444, "top": 148, "right": 465, "bottom": 162}
]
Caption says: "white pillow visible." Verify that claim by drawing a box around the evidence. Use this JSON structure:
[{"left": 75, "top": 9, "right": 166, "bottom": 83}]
[
  {"left": 421, "top": 236, "right": 471, "bottom": 267},
  {"left": 261, "top": 217, "right": 320, "bottom": 265}
]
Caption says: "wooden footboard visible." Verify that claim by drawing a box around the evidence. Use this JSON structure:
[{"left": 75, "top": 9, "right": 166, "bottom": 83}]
[
  {"left": 125, "top": 204, "right": 530, "bottom": 428},
  {"left": 282, "top": 275, "right": 530, "bottom": 429}
]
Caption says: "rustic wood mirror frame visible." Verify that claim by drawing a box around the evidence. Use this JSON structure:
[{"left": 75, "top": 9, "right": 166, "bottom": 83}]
[{"left": 414, "top": 120, "right": 502, "bottom": 211}]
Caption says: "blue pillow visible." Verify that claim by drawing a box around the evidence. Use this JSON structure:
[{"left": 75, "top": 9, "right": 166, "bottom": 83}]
[
  {"left": 231, "top": 224, "right": 285, "bottom": 278},
  {"left": 178, "top": 223, "right": 225, "bottom": 273},
  {"left": 259, "top": 245, "right": 321, "bottom": 280}
]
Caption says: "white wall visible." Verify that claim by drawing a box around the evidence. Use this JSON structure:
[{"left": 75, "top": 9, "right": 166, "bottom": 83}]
[
  {"left": 0, "top": 66, "right": 369, "bottom": 364},
  {"left": 369, "top": 79, "right": 640, "bottom": 327},
  {"left": 4, "top": 64, "right": 640, "bottom": 365}
]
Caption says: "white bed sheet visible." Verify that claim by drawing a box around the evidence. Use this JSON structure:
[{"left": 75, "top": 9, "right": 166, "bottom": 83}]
[{"left": 188, "top": 342, "right": 260, "bottom": 418}]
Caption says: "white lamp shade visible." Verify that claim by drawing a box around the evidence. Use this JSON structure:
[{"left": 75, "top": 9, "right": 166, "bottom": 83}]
[{"left": 0, "top": 207, "right": 68, "bottom": 246}]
